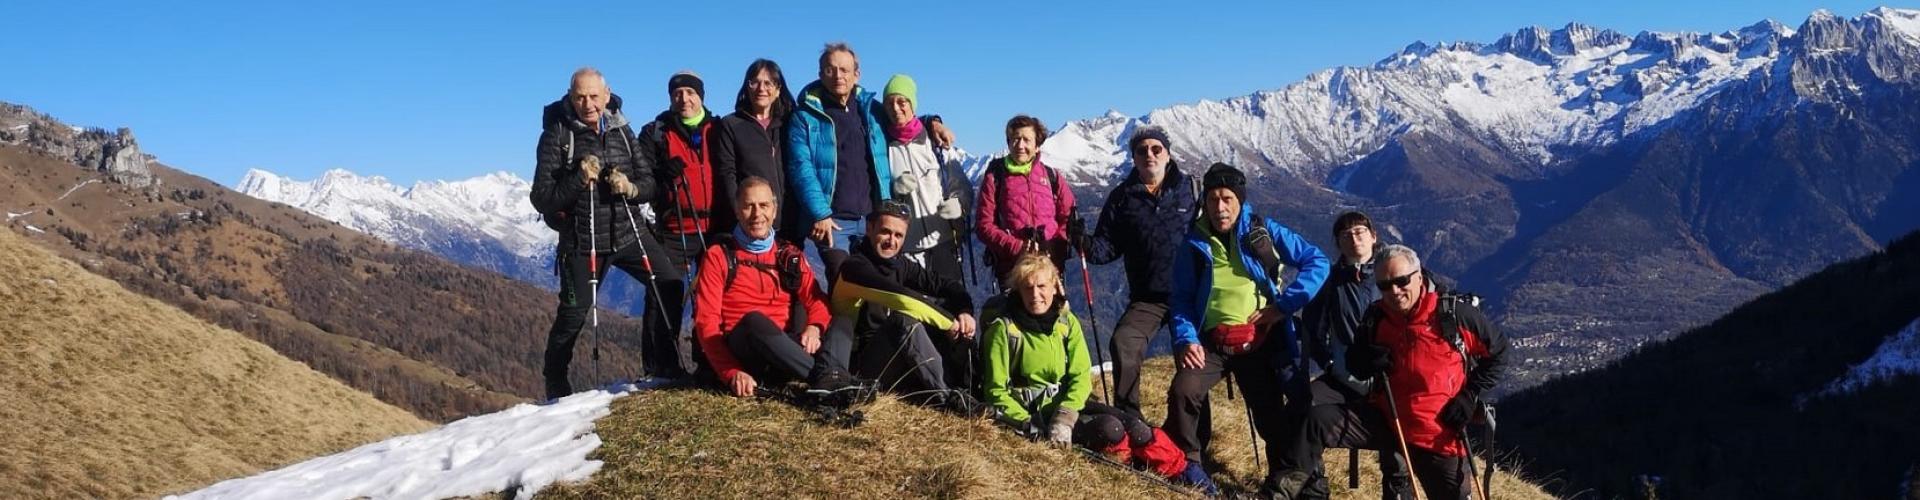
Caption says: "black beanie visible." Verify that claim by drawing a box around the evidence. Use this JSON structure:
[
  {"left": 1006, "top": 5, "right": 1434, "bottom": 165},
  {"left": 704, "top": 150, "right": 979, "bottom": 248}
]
[
  {"left": 1203, "top": 162, "right": 1247, "bottom": 201},
  {"left": 668, "top": 72, "right": 705, "bottom": 98}
]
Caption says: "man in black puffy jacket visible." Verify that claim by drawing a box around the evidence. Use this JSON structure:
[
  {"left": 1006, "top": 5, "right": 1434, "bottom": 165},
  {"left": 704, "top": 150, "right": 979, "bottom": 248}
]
[
  {"left": 530, "top": 67, "right": 689, "bottom": 398},
  {"left": 1070, "top": 125, "right": 1199, "bottom": 417}
]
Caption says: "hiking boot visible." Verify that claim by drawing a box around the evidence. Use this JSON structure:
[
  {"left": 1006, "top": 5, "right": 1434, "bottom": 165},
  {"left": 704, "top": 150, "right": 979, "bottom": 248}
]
[
  {"left": 809, "top": 365, "right": 855, "bottom": 392},
  {"left": 1259, "top": 470, "right": 1312, "bottom": 500}
]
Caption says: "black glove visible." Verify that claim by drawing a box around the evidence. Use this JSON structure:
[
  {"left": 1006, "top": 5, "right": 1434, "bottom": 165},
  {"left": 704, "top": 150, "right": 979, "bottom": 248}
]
[
  {"left": 1347, "top": 342, "right": 1392, "bottom": 379},
  {"left": 1440, "top": 391, "right": 1478, "bottom": 428},
  {"left": 662, "top": 158, "right": 687, "bottom": 181},
  {"left": 1067, "top": 217, "right": 1091, "bottom": 253}
]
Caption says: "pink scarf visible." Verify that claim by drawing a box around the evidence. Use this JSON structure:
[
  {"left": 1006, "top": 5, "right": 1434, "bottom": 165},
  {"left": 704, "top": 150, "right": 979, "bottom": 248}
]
[{"left": 888, "top": 116, "right": 924, "bottom": 143}]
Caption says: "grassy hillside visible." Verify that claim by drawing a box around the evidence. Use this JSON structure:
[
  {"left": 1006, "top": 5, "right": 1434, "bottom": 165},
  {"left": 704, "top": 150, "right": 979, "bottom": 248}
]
[
  {"left": 1, "top": 144, "right": 649, "bottom": 420},
  {"left": 0, "top": 227, "right": 431, "bottom": 499},
  {"left": 542, "top": 358, "right": 1554, "bottom": 499},
  {"left": 1500, "top": 230, "right": 1920, "bottom": 498}
]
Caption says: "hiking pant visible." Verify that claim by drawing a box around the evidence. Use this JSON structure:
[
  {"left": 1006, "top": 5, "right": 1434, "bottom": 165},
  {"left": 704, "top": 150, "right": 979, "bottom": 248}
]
[
  {"left": 723, "top": 311, "right": 850, "bottom": 385},
  {"left": 844, "top": 315, "right": 948, "bottom": 394},
  {"left": 545, "top": 235, "right": 686, "bottom": 400},
  {"left": 1279, "top": 380, "right": 1473, "bottom": 500},
  {"left": 924, "top": 318, "right": 978, "bottom": 396},
  {"left": 1163, "top": 336, "right": 1305, "bottom": 483},
  {"left": 1108, "top": 301, "right": 1171, "bottom": 416}
]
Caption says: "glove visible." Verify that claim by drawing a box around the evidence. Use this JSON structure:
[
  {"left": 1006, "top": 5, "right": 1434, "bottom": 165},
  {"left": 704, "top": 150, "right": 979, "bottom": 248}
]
[
  {"left": 1047, "top": 407, "right": 1079, "bottom": 445},
  {"left": 607, "top": 170, "right": 639, "bottom": 198},
  {"left": 1347, "top": 342, "right": 1392, "bottom": 379},
  {"left": 1440, "top": 392, "right": 1478, "bottom": 428},
  {"left": 662, "top": 158, "right": 687, "bottom": 180},
  {"left": 893, "top": 175, "right": 918, "bottom": 196},
  {"left": 938, "top": 197, "right": 964, "bottom": 220},
  {"left": 1067, "top": 217, "right": 1091, "bottom": 253},
  {"left": 578, "top": 155, "right": 603, "bottom": 187}
]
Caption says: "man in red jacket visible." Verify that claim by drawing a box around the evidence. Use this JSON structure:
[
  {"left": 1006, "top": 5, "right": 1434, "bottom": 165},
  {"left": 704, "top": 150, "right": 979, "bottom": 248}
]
[
  {"left": 693, "top": 176, "right": 852, "bottom": 397},
  {"left": 1273, "top": 244, "right": 1508, "bottom": 500}
]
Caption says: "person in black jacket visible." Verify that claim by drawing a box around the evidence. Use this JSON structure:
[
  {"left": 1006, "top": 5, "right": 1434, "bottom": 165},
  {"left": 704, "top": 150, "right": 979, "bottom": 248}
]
[
  {"left": 828, "top": 201, "right": 978, "bottom": 401},
  {"left": 713, "top": 59, "right": 802, "bottom": 245},
  {"left": 1069, "top": 125, "right": 1199, "bottom": 417},
  {"left": 530, "top": 68, "right": 689, "bottom": 395},
  {"left": 1282, "top": 210, "right": 1388, "bottom": 498}
]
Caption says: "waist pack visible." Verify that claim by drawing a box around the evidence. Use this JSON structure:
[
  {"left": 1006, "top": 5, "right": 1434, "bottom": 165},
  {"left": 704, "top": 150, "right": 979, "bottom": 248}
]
[{"left": 1211, "top": 323, "right": 1264, "bottom": 355}]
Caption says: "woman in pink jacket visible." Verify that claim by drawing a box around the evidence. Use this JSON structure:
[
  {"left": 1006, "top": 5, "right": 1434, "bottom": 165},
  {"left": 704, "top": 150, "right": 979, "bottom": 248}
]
[{"left": 975, "top": 115, "right": 1076, "bottom": 279}]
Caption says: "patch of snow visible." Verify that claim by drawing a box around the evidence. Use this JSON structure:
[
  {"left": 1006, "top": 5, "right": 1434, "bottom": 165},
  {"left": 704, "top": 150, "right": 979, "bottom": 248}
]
[
  {"left": 1870, "top": 7, "right": 1920, "bottom": 44},
  {"left": 169, "top": 384, "right": 656, "bottom": 500},
  {"left": 57, "top": 179, "right": 99, "bottom": 200},
  {"left": 1801, "top": 316, "right": 1920, "bottom": 405},
  {"left": 24, "top": 225, "right": 45, "bottom": 234},
  {"left": 5, "top": 211, "right": 29, "bottom": 222}
]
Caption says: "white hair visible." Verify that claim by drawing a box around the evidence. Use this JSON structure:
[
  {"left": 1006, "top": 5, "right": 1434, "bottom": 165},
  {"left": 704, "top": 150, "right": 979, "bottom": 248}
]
[
  {"left": 1379, "top": 244, "right": 1421, "bottom": 271},
  {"left": 569, "top": 67, "right": 606, "bottom": 92}
]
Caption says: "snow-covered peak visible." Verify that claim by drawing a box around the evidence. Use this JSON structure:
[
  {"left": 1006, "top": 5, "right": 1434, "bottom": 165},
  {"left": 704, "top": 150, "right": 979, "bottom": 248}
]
[
  {"left": 1026, "top": 10, "right": 1886, "bottom": 195},
  {"left": 1867, "top": 7, "right": 1920, "bottom": 43},
  {"left": 237, "top": 168, "right": 552, "bottom": 259}
]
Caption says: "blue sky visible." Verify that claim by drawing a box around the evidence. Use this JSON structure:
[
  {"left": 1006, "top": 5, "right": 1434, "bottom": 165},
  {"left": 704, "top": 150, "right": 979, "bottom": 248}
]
[{"left": 1, "top": 1, "right": 1902, "bottom": 186}]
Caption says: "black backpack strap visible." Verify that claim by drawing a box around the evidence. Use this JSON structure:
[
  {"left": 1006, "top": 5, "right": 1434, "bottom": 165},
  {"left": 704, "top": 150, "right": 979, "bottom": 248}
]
[
  {"left": 1241, "top": 214, "right": 1285, "bottom": 277},
  {"left": 1435, "top": 292, "right": 1484, "bottom": 371}
]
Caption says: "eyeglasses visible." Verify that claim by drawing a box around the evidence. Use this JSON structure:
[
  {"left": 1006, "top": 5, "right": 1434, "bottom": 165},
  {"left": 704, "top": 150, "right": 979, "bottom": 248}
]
[
  {"left": 746, "top": 79, "right": 778, "bottom": 89},
  {"left": 1375, "top": 269, "right": 1419, "bottom": 291},
  {"left": 1133, "top": 144, "right": 1165, "bottom": 157},
  {"left": 1339, "top": 226, "right": 1372, "bottom": 238}
]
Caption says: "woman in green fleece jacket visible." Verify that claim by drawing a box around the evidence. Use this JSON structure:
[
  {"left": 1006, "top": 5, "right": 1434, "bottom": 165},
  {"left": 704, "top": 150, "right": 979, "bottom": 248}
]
[{"left": 981, "top": 251, "right": 1094, "bottom": 443}]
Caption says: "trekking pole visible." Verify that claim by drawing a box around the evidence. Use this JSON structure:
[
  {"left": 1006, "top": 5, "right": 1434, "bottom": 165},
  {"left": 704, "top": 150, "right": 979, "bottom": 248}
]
[
  {"left": 1380, "top": 375, "right": 1425, "bottom": 500},
  {"left": 587, "top": 169, "right": 602, "bottom": 389},
  {"left": 622, "top": 199, "right": 675, "bottom": 380},
  {"left": 1070, "top": 226, "right": 1112, "bottom": 405},
  {"left": 1483, "top": 406, "right": 1497, "bottom": 500},
  {"left": 1224, "top": 371, "right": 1262, "bottom": 475}
]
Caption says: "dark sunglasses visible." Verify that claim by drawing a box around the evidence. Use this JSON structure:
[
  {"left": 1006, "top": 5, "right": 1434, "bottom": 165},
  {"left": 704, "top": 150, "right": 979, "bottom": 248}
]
[
  {"left": 1376, "top": 269, "right": 1419, "bottom": 291},
  {"left": 1133, "top": 144, "right": 1166, "bottom": 157}
]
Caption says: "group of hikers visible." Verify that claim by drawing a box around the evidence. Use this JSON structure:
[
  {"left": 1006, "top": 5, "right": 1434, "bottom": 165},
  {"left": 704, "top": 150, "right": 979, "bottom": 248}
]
[{"left": 528, "top": 43, "right": 1510, "bottom": 500}]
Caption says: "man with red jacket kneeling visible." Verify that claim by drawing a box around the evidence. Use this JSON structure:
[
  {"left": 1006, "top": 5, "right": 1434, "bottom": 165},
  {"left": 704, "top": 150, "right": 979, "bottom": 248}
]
[
  {"left": 693, "top": 176, "right": 857, "bottom": 397},
  {"left": 1271, "top": 243, "right": 1509, "bottom": 500}
]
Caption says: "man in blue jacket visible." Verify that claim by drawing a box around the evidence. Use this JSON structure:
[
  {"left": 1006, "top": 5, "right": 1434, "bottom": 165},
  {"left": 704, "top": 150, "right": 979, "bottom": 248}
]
[
  {"left": 788, "top": 43, "right": 953, "bottom": 277},
  {"left": 789, "top": 42, "right": 892, "bottom": 261},
  {"left": 1164, "top": 162, "right": 1329, "bottom": 496},
  {"left": 1071, "top": 125, "right": 1199, "bottom": 418}
]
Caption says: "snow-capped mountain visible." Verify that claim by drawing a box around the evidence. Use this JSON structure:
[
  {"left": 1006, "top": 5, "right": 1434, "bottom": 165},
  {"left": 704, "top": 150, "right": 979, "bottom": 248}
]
[
  {"left": 1030, "top": 9, "right": 1920, "bottom": 190},
  {"left": 235, "top": 8, "right": 1920, "bottom": 389},
  {"left": 237, "top": 168, "right": 556, "bottom": 284}
]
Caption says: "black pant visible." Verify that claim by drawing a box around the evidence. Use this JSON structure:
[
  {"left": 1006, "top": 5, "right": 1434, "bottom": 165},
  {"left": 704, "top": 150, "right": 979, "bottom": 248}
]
[
  {"left": 1280, "top": 381, "right": 1474, "bottom": 500},
  {"left": 545, "top": 235, "right": 686, "bottom": 400},
  {"left": 723, "top": 311, "right": 850, "bottom": 385},
  {"left": 1163, "top": 337, "right": 1304, "bottom": 482},
  {"left": 1108, "top": 301, "right": 1171, "bottom": 416},
  {"left": 843, "top": 315, "right": 948, "bottom": 394}
]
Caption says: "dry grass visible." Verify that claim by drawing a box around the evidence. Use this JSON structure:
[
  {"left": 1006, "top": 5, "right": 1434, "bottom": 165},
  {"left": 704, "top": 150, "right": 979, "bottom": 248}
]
[
  {"left": 0, "top": 229, "right": 432, "bottom": 499},
  {"left": 538, "top": 357, "right": 1555, "bottom": 499},
  {"left": 1127, "top": 357, "right": 1554, "bottom": 499}
]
